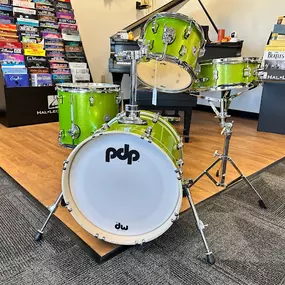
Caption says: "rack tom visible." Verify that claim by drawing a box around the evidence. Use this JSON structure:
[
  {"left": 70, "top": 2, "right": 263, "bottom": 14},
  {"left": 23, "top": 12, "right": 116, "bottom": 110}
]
[
  {"left": 137, "top": 12, "right": 206, "bottom": 93},
  {"left": 193, "top": 57, "right": 262, "bottom": 91}
]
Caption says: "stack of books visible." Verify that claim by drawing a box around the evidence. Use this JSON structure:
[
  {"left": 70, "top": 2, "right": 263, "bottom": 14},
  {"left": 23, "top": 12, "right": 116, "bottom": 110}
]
[{"left": 262, "top": 16, "right": 285, "bottom": 81}]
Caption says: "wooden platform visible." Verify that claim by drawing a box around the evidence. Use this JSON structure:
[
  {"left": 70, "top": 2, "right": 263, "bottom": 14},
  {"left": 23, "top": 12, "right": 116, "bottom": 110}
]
[{"left": 0, "top": 110, "right": 285, "bottom": 262}]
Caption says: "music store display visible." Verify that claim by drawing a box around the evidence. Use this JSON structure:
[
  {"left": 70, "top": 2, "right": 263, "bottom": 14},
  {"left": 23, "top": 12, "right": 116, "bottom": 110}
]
[{"left": 35, "top": 11, "right": 267, "bottom": 266}]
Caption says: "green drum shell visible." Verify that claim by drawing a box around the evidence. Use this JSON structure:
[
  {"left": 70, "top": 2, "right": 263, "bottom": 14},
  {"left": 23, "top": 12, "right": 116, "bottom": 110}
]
[
  {"left": 107, "top": 111, "right": 183, "bottom": 166},
  {"left": 58, "top": 88, "right": 119, "bottom": 148},
  {"left": 140, "top": 13, "right": 205, "bottom": 72},
  {"left": 194, "top": 57, "right": 261, "bottom": 91}
]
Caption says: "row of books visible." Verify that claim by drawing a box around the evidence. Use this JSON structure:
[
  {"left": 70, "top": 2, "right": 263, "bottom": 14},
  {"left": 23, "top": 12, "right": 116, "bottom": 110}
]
[
  {"left": 261, "top": 16, "right": 285, "bottom": 81},
  {"left": 0, "top": 0, "right": 91, "bottom": 87}
]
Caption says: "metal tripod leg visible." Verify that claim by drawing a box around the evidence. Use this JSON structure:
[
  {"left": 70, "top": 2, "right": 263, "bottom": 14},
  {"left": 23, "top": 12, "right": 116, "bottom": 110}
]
[
  {"left": 184, "top": 185, "right": 215, "bottom": 265},
  {"left": 34, "top": 192, "right": 64, "bottom": 241},
  {"left": 228, "top": 158, "right": 267, "bottom": 209}
]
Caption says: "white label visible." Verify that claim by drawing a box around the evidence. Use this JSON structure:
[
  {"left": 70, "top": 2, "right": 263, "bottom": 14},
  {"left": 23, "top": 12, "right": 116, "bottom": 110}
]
[{"left": 152, "top": 87, "right": 157, "bottom": 106}]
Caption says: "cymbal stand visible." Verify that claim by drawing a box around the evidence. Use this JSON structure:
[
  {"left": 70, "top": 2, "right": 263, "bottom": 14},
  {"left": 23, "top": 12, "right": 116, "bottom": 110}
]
[{"left": 186, "top": 90, "right": 267, "bottom": 207}]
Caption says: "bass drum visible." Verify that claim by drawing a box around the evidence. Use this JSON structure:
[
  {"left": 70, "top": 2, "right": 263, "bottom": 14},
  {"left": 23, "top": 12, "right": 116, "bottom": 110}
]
[{"left": 62, "top": 111, "right": 183, "bottom": 245}]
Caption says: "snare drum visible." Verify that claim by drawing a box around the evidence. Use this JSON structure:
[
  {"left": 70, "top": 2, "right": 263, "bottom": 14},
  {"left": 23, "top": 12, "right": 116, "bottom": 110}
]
[
  {"left": 57, "top": 83, "right": 120, "bottom": 148},
  {"left": 62, "top": 111, "right": 183, "bottom": 245},
  {"left": 137, "top": 12, "right": 206, "bottom": 93},
  {"left": 193, "top": 57, "right": 261, "bottom": 91}
]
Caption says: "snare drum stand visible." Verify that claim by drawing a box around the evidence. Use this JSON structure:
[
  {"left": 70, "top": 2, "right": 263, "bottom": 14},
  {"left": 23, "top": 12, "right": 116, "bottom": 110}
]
[{"left": 182, "top": 90, "right": 268, "bottom": 264}]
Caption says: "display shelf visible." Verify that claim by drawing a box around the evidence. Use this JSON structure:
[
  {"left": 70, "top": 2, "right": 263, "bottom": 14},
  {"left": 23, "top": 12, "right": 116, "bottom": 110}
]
[{"left": 0, "top": 82, "right": 58, "bottom": 127}]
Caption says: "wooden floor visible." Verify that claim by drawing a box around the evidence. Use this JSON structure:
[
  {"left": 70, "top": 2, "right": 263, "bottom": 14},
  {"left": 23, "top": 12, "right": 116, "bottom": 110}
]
[{"left": 1, "top": 110, "right": 285, "bottom": 258}]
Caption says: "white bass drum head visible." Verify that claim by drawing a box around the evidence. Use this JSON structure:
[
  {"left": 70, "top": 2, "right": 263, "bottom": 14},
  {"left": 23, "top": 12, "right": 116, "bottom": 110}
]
[{"left": 62, "top": 131, "right": 182, "bottom": 245}]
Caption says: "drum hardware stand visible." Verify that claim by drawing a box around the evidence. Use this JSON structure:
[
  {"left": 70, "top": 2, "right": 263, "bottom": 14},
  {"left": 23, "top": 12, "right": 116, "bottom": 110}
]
[
  {"left": 182, "top": 181, "right": 215, "bottom": 265},
  {"left": 34, "top": 192, "right": 64, "bottom": 241},
  {"left": 115, "top": 49, "right": 149, "bottom": 125},
  {"left": 188, "top": 90, "right": 267, "bottom": 208}
]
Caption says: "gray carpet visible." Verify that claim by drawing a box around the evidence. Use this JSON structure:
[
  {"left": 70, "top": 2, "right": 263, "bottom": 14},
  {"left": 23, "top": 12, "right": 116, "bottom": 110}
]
[{"left": 1, "top": 159, "right": 285, "bottom": 285}]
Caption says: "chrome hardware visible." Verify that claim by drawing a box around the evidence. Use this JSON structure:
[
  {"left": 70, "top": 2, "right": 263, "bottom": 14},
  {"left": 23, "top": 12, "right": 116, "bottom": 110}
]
[
  {"left": 101, "top": 123, "right": 110, "bottom": 130},
  {"left": 152, "top": 112, "right": 160, "bottom": 123},
  {"left": 184, "top": 25, "right": 192, "bottom": 39},
  {"left": 177, "top": 159, "right": 184, "bottom": 168},
  {"left": 179, "top": 45, "right": 187, "bottom": 57},
  {"left": 172, "top": 212, "right": 179, "bottom": 222},
  {"left": 57, "top": 95, "right": 63, "bottom": 104},
  {"left": 95, "top": 234, "right": 99, "bottom": 238},
  {"left": 147, "top": 40, "right": 154, "bottom": 51},
  {"left": 243, "top": 67, "right": 251, "bottom": 77},
  {"left": 195, "top": 63, "right": 201, "bottom": 74},
  {"left": 141, "top": 126, "right": 153, "bottom": 142},
  {"left": 104, "top": 114, "right": 111, "bottom": 122},
  {"left": 68, "top": 124, "right": 80, "bottom": 139},
  {"left": 116, "top": 96, "right": 122, "bottom": 105},
  {"left": 213, "top": 69, "right": 219, "bottom": 80},
  {"left": 89, "top": 96, "right": 94, "bottom": 106},
  {"left": 163, "top": 25, "right": 176, "bottom": 45},
  {"left": 63, "top": 160, "right": 69, "bottom": 170},
  {"left": 192, "top": 46, "right": 197, "bottom": 56},
  {"left": 152, "top": 20, "right": 159, "bottom": 34},
  {"left": 177, "top": 137, "right": 184, "bottom": 150},
  {"left": 199, "top": 47, "right": 206, "bottom": 57},
  {"left": 67, "top": 208, "right": 72, "bottom": 213}
]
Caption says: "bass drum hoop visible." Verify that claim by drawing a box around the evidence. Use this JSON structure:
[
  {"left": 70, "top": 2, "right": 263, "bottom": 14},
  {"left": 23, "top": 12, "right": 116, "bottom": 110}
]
[{"left": 62, "top": 130, "right": 183, "bottom": 245}]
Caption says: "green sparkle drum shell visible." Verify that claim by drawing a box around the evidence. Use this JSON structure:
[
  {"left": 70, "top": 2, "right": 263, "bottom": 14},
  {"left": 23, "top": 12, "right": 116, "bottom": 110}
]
[
  {"left": 137, "top": 12, "right": 206, "bottom": 93},
  {"left": 106, "top": 110, "right": 183, "bottom": 165},
  {"left": 193, "top": 57, "right": 261, "bottom": 91},
  {"left": 57, "top": 83, "right": 120, "bottom": 148}
]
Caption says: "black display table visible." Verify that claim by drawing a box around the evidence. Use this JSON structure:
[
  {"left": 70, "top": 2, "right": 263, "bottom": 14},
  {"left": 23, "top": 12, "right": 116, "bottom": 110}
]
[
  {"left": 258, "top": 81, "right": 285, "bottom": 135},
  {"left": 0, "top": 84, "right": 58, "bottom": 128},
  {"left": 137, "top": 89, "right": 197, "bottom": 142}
]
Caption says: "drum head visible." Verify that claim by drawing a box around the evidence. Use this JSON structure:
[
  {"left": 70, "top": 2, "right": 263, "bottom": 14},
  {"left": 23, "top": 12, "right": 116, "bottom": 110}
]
[
  {"left": 137, "top": 59, "right": 192, "bottom": 93},
  {"left": 62, "top": 132, "right": 182, "bottom": 245}
]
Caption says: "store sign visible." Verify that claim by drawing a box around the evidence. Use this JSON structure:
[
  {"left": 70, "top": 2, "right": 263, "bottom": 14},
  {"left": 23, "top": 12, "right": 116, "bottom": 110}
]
[{"left": 37, "top": 95, "right": 58, "bottom": 115}]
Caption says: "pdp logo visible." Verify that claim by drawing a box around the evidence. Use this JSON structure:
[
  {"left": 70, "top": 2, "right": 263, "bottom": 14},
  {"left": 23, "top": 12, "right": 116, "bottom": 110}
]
[{"left": 105, "top": 144, "right": 140, "bottom": 165}]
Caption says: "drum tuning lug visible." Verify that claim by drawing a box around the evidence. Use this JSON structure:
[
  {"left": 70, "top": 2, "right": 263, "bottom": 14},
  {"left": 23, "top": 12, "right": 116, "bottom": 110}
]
[
  {"left": 152, "top": 20, "right": 159, "bottom": 34},
  {"left": 177, "top": 159, "right": 184, "bottom": 168},
  {"left": 101, "top": 237, "right": 106, "bottom": 241},
  {"left": 184, "top": 25, "right": 192, "bottom": 39},
  {"left": 89, "top": 96, "right": 95, "bottom": 106},
  {"left": 177, "top": 142, "right": 184, "bottom": 150},
  {"left": 163, "top": 25, "right": 176, "bottom": 45},
  {"left": 152, "top": 113, "right": 160, "bottom": 123},
  {"left": 95, "top": 234, "right": 99, "bottom": 239},
  {"left": 63, "top": 160, "right": 69, "bottom": 171},
  {"left": 175, "top": 213, "right": 180, "bottom": 220},
  {"left": 179, "top": 45, "right": 187, "bottom": 57},
  {"left": 67, "top": 207, "right": 72, "bottom": 213},
  {"left": 213, "top": 69, "right": 219, "bottom": 81}
]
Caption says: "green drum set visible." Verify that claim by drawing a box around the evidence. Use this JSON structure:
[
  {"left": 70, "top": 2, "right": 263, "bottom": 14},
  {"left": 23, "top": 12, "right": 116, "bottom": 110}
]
[{"left": 37, "top": 12, "right": 267, "bottom": 266}]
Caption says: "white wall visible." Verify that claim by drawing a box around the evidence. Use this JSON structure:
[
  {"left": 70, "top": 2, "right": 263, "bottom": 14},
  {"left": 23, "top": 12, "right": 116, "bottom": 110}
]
[{"left": 71, "top": 0, "right": 152, "bottom": 82}]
